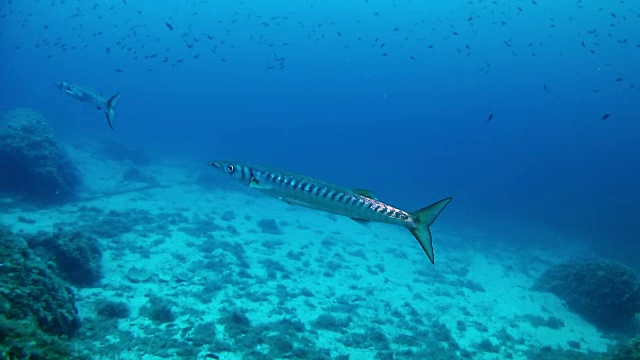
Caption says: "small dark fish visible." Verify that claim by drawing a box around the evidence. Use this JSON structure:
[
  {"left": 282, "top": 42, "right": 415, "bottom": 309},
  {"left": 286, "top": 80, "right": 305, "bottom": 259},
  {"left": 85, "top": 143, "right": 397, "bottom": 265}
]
[
  {"left": 601, "top": 113, "right": 611, "bottom": 120},
  {"left": 544, "top": 84, "right": 548, "bottom": 91},
  {"left": 487, "top": 113, "right": 494, "bottom": 122},
  {"left": 115, "top": 68, "right": 123, "bottom": 72},
  {"left": 165, "top": 22, "right": 174, "bottom": 31}
]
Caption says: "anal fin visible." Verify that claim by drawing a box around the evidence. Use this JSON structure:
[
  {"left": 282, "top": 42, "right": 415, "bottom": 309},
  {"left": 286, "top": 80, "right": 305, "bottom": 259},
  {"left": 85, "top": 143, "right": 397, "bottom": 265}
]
[{"left": 351, "top": 218, "right": 369, "bottom": 226}]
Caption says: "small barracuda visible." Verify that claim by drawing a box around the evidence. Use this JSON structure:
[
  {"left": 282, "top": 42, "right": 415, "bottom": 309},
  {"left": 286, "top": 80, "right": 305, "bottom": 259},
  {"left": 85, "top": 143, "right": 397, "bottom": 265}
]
[
  {"left": 209, "top": 161, "right": 452, "bottom": 264},
  {"left": 56, "top": 81, "right": 122, "bottom": 130}
]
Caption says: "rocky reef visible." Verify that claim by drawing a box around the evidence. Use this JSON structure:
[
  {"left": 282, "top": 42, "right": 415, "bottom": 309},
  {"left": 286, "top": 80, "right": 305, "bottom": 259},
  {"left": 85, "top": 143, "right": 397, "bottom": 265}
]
[
  {"left": 534, "top": 259, "right": 640, "bottom": 330},
  {"left": 0, "top": 108, "right": 81, "bottom": 204},
  {"left": 610, "top": 335, "right": 640, "bottom": 360},
  {"left": 0, "top": 225, "right": 85, "bottom": 358},
  {"left": 27, "top": 229, "right": 103, "bottom": 287}
]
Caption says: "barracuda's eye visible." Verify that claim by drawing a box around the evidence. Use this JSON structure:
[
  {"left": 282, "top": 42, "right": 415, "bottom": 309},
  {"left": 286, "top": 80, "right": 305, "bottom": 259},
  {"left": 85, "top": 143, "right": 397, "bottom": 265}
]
[{"left": 226, "top": 165, "right": 234, "bottom": 173}]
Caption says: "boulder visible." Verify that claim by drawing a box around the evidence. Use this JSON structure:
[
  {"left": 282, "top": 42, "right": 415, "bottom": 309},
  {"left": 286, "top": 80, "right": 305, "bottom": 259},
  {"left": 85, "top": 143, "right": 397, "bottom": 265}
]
[
  {"left": 28, "top": 229, "right": 103, "bottom": 287},
  {"left": 0, "top": 225, "right": 81, "bottom": 337},
  {"left": 533, "top": 259, "right": 640, "bottom": 330},
  {"left": 0, "top": 108, "right": 81, "bottom": 204}
]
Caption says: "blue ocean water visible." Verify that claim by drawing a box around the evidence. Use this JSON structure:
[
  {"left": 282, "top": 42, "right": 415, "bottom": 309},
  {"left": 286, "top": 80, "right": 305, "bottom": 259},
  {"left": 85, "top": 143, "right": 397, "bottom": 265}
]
[{"left": 1, "top": 0, "right": 639, "bottom": 359}]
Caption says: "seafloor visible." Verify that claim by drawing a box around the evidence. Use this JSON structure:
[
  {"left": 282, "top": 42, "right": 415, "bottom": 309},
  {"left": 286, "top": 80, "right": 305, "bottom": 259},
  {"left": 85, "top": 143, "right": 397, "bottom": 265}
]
[{"left": 1, "top": 115, "right": 639, "bottom": 360}]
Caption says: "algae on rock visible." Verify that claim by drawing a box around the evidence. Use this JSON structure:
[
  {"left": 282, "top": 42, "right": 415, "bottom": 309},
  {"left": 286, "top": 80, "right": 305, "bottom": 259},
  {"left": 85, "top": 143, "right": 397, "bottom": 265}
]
[{"left": 0, "top": 108, "right": 81, "bottom": 204}]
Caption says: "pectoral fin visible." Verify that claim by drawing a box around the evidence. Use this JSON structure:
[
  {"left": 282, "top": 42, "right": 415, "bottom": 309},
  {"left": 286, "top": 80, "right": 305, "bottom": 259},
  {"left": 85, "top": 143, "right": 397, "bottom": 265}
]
[{"left": 249, "top": 177, "right": 263, "bottom": 189}]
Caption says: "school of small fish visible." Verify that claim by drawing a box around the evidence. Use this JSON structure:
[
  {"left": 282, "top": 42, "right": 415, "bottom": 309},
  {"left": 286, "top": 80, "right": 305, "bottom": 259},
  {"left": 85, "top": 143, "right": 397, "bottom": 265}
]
[{"left": 2, "top": 0, "right": 637, "bottom": 122}]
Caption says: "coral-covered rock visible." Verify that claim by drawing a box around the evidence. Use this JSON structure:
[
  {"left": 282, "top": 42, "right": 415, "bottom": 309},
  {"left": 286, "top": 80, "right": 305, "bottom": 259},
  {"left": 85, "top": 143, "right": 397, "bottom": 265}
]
[
  {"left": 610, "top": 335, "right": 640, "bottom": 360},
  {"left": 28, "top": 229, "right": 103, "bottom": 287},
  {"left": 0, "top": 315, "right": 88, "bottom": 359},
  {"left": 0, "top": 108, "right": 81, "bottom": 203},
  {"left": 533, "top": 259, "right": 640, "bottom": 330},
  {"left": 0, "top": 225, "right": 81, "bottom": 337}
]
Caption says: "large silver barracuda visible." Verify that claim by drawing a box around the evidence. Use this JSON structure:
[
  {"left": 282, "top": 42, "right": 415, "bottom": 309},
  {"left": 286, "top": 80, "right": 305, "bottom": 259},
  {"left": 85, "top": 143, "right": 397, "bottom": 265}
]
[{"left": 209, "top": 161, "right": 452, "bottom": 264}]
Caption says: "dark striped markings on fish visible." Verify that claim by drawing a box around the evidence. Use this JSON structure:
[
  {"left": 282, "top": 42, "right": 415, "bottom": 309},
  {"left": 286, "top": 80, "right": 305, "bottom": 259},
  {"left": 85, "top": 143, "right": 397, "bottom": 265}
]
[{"left": 208, "top": 161, "right": 452, "bottom": 264}]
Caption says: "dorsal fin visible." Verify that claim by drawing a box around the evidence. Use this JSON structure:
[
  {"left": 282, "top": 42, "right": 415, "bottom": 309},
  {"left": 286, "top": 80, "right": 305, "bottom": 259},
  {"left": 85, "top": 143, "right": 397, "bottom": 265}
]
[{"left": 353, "top": 188, "right": 376, "bottom": 199}]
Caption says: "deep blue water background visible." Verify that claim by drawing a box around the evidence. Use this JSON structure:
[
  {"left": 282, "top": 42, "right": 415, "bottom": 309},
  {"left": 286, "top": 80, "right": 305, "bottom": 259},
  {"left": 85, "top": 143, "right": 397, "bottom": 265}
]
[{"left": 1, "top": 0, "right": 638, "bottom": 265}]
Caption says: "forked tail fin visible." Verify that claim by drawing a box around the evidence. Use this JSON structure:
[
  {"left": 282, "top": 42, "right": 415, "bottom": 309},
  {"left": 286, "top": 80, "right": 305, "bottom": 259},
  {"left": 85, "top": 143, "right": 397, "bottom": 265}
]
[
  {"left": 409, "top": 197, "right": 452, "bottom": 264},
  {"left": 104, "top": 92, "right": 122, "bottom": 130}
]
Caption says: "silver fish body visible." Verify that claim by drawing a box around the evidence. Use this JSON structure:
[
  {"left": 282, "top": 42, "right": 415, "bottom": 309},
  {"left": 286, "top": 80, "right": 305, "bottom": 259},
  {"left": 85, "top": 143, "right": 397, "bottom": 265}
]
[
  {"left": 56, "top": 81, "right": 122, "bottom": 130},
  {"left": 209, "top": 161, "right": 452, "bottom": 264}
]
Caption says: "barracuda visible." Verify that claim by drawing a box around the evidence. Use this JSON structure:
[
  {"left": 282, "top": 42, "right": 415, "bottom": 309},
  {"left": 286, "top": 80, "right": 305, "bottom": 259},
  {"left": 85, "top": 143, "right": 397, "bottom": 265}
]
[
  {"left": 209, "top": 161, "right": 452, "bottom": 264},
  {"left": 56, "top": 81, "right": 122, "bottom": 130}
]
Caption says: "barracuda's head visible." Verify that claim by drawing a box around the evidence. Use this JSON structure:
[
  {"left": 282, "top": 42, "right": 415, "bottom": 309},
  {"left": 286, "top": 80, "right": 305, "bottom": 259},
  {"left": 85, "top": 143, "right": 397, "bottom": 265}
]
[
  {"left": 56, "top": 81, "right": 78, "bottom": 95},
  {"left": 57, "top": 81, "right": 69, "bottom": 91},
  {"left": 208, "top": 161, "right": 253, "bottom": 186}
]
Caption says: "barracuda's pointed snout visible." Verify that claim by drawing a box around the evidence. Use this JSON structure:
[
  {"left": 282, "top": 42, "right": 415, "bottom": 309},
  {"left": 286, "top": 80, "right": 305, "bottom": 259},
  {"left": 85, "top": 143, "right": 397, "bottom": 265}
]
[
  {"left": 208, "top": 161, "right": 235, "bottom": 174},
  {"left": 208, "top": 161, "right": 224, "bottom": 170}
]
